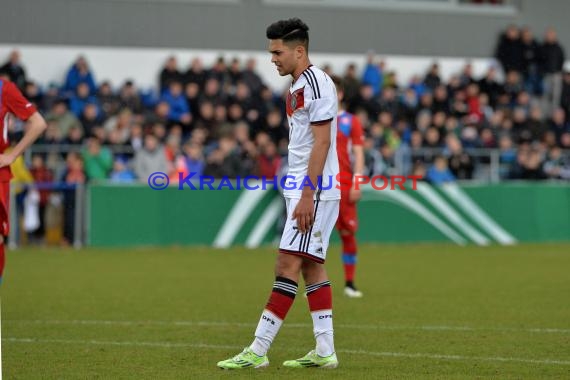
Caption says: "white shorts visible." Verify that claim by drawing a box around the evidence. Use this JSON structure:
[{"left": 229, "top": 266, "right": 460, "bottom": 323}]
[{"left": 279, "top": 197, "right": 340, "bottom": 263}]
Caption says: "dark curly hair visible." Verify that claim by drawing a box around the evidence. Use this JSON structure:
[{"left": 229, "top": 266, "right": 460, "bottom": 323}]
[{"left": 266, "top": 18, "right": 309, "bottom": 50}]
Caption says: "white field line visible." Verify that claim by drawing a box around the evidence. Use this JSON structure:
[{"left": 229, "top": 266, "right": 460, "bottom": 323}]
[
  {"left": 4, "top": 337, "right": 570, "bottom": 366},
  {"left": 5, "top": 319, "right": 570, "bottom": 334}
]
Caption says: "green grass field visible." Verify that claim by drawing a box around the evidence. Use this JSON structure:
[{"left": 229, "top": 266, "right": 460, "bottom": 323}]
[{"left": 2, "top": 243, "right": 570, "bottom": 379}]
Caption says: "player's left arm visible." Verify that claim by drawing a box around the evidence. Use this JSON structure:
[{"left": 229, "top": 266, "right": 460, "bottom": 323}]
[
  {"left": 350, "top": 116, "right": 365, "bottom": 203},
  {"left": 0, "top": 82, "right": 47, "bottom": 168}
]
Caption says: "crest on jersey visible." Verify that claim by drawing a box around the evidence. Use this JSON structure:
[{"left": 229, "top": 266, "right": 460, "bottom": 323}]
[{"left": 286, "top": 87, "right": 305, "bottom": 116}]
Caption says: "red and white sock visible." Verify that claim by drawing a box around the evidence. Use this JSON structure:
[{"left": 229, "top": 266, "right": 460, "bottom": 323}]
[
  {"left": 306, "top": 280, "right": 335, "bottom": 357},
  {"left": 250, "top": 276, "right": 298, "bottom": 356}
]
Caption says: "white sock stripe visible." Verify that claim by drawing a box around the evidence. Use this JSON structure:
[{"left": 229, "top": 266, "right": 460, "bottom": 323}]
[
  {"left": 273, "top": 284, "right": 298, "bottom": 295},
  {"left": 306, "top": 281, "right": 331, "bottom": 292},
  {"left": 273, "top": 282, "right": 297, "bottom": 294},
  {"left": 274, "top": 281, "right": 298, "bottom": 291},
  {"left": 307, "top": 280, "right": 330, "bottom": 288}
]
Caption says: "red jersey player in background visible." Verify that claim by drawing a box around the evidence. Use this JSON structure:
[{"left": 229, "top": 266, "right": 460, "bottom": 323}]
[
  {"left": 0, "top": 75, "right": 47, "bottom": 283},
  {"left": 332, "top": 76, "right": 365, "bottom": 298}
]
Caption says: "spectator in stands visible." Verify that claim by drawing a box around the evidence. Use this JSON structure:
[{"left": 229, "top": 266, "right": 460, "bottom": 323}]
[
  {"left": 526, "top": 104, "right": 547, "bottom": 142},
  {"left": 349, "top": 84, "right": 380, "bottom": 121},
  {"left": 61, "top": 124, "right": 84, "bottom": 148},
  {"left": 409, "top": 75, "right": 427, "bottom": 99},
  {"left": 230, "top": 81, "right": 262, "bottom": 130},
  {"left": 41, "top": 121, "right": 63, "bottom": 145},
  {"left": 182, "top": 141, "right": 205, "bottom": 177},
  {"left": 521, "top": 148, "right": 547, "bottom": 180},
  {"left": 185, "top": 82, "right": 201, "bottom": 118},
  {"left": 227, "top": 57, "right": 242, "bottom": 88},
  {"left": 208, "top": 57, "right": 230, "bottom": 88},
  {"left": 520, "top": 27, "right": 542, "bottom": 96},
  {"left": 118, "top": 80, "right": 143, "bottom": 113},
  {"left": 41, "top": 83, "right": 62, "bottom": 114},
  {"left": 61, "top": 152, "right": 86, "bottom": 246},
  {"left": 161, "top": 80, "right": 192, "bottom": 127},
  {"left": 379, "top": 87, "right": 399, "bottom": 117},
  {"left": 159, "top": 56, "right": 182, "bottom": 91},
  {"left": 110, "top": 157, "right": 136, "bottom": 183},
  {"left": 549, "top": 107, "right": 570, "bottom": 145},
  {"left": 134, "top": 134, "right": 169, "bottom": 181},
  {"left": 540, "top": 28, "right": 566, "bottom": 114},
  {"left": 426, "top": 155, "right": 456, "bottom": 184},
  {"left": 242, "top": 58, "right": 264, "bottom": 95},
  {"left": 424, "top": 63, "right": 441, "bottom": 91},
  {"left": 411, "top": 161, "right": 427, "bottom": 180},
  {"left": 400, "top": 88, "right": 419, "bottom": 123},
  {"left": 561, "top": 132, "right": 570, "bottom": 149},
  {"left": 23, "top": 81, "right": 43, "bottom": 110},
  {"left": 80, "top": 103, "right": 103, "bottom": 137},
  {"left": 445, "top": 135, "right": 474, "bottom": 180},
  {"left": 479, "top": 128, "right": 496, "bottom": 148},
  {"left": 63, "top": 56, "right": 97, "bottom": 96},
  {"left": 201, "top": 77, "right": 224, "bottom": 104},
  {"left": 424, "top": 127, "right": 442, "bottom": 149},
  {"left": 503, "top": 70, "right": 524, "bottom": 105},
  {"left": 164, "top": 134, "right": 181, "bottom": 164},
  {"left": 46, "top": 99, "right": 84, "bottom": 139},
  {"left": 10, "top": 34, "right": 570, "bottom": 189},
  {"left": 104, "top": 108, "right": 133, "bottom": 142},
  {"left": 257, "top": 140, "right": 281, "bottom": 178},
  {"left": 0, "top": 50, "right": 27, "bottom": 90},
  {"left": 466, "top": 83, "right": 483, "bottom": 124},
  {"left": 81, "top": 137, "right": 113, "bottom": 181},
  {"left": 498, "top": 134, "right": 517, "bottom": 179},
  {"left": 129, "top": 123, "right": 144, "bottom": 153},
  {"left": 496, "top": 24, "right": 524, "bottom": 74},
  {"left": 203, "top": 135, "right": 244, "bottom": 178},
  {"left": 383, "top": 70, "right": 399, "bottom": 90},
  {"left": 361, "top": 52, "right": 383, "bottom": 96},
  {"left": 459, "top": 63, "right": 476, "bottom": 88},
  {"left": 97, "top": 81, "right": 121, "bottom": 117},
  {"left": 341, "top": 63, "right": 360, "bottom": 107},
  {"left": 69, "top": 82, "right": 99, "bottom": 118},
  {"left": 29, "top": 154, "right": 54, "bottom": 244},
  {"left": 478, "top": 66, "right": 503, "bottom": 108},
  {"left": 185, "top": 57, "right": 207, "bottom": 89}
]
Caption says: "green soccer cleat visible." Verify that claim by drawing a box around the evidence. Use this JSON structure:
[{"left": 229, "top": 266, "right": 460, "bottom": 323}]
[
  {"left": 217, "top": 347, "right": 269, "bottom": 369},
  {"left": 283, "top": 350, "right": 338, "bottom": 369}
]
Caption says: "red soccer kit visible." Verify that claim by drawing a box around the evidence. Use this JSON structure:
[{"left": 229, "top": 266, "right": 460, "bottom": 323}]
[
  {"left": 0, "top": 79, "right": 37, "bottom": 237},
  {"left": 335, "top": 111, "right": 364, "bottom": 232}
]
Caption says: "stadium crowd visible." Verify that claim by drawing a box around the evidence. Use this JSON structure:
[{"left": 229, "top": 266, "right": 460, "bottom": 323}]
[
  {"left": 0, "top": 26, "right": 570, "bottom": 241},
  {"left": 2, "top": 25, "right": 570, "bottom": 189},
  {"left": 1, "top": 24, "right": 570, "bottom": 244}
]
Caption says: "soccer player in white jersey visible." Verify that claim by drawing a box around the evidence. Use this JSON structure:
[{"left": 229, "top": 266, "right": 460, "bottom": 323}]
[{"left": 217, "top": 18, "right": 340, "bottom": 370}]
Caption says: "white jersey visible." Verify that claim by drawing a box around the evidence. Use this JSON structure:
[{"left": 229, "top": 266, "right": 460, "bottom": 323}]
[{"left": 283, "top": 65, "right": 340, "bottom": 201}]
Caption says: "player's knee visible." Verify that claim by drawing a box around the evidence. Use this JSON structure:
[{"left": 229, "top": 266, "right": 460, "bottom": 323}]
[
  {"left": 301, "top": 259, "right": 327, "bottom": 284},
  {"left": 275, "top": 253, "right": 302, "bottom": 278}
]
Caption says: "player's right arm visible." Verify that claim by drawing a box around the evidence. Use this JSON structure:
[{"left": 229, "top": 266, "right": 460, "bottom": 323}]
[{"left": 0, "top": 81, "right": 47, "bottom": 168}]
